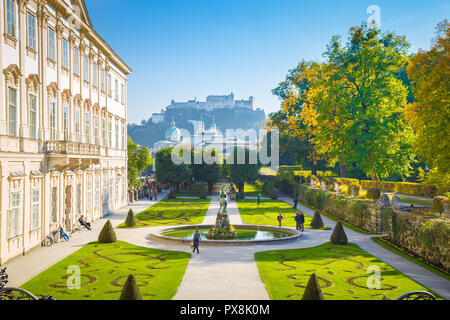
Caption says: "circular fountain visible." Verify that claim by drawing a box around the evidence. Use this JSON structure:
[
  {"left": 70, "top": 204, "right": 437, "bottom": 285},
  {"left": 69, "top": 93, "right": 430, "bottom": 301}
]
[
  {"left": 150, "top": 224, "right": 302, "bottom": 246},
  {"left": 150, "top": 185, "right": 302, "bottom": 246}
]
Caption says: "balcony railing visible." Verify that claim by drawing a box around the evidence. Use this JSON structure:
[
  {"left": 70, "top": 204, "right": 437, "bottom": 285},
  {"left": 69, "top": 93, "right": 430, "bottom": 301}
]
[{"left": 45, "top": 140, "right": 101, "bottom": 156}]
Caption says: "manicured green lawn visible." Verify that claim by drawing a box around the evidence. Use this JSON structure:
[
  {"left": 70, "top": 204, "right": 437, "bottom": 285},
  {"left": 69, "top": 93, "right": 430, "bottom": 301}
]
[
  {"left": 118, "top": 198, "right": 211, "bottom": 228},
  {"left": 21, "top": 241, "right": 190, "bottom": 300},
  {"left": 237, "top": 199, "right": 328, "bottom": 229},
  {"left": 255, "top": 242, "right": 439, "bottom": 300},
  {"left": 244, "top": 184, "right": 263, "bottom": 197}
]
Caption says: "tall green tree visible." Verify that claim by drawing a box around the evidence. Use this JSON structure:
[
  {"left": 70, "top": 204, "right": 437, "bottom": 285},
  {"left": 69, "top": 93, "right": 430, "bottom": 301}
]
[
  {"left": 192, "top": 149, "right": 223, "bottom": 192},
  {"left": 406, "top": 20, "right": 450, "bottom": 192},
  {"left": 281, "top": 25, "right": 415, "bottom": 180},
  {"left": 155, "top": 147, "right": 192, "bottom": 192},
  {"left": 227, "top": 147, "right": 260, "bottom": 198},
  {"left": 127, "top": 136, "right": 152, "bottom": 188}
]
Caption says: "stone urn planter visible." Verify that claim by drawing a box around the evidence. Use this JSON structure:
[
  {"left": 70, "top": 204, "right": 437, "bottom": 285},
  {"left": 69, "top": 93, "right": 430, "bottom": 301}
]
[
  {"left": 351, "top": 185, "right": 360, "bottom": 197},
  {"left": 334, "top": 183, "right": 342, "bottom": 194}
]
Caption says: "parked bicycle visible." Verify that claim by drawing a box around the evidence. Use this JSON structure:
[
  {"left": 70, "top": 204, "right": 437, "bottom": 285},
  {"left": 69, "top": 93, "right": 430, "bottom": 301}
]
[{"left": 43, "top": 229, "right": 59, "bottom": 247}]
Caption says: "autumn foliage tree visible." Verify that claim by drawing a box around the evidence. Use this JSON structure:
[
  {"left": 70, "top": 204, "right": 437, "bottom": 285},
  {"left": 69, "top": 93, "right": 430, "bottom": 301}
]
[
  {"left": 274, "top": 25, "right": 415, "bottom": 181},
  {"left": 406, "top": 20, "right": 450, "bottom": 192}
]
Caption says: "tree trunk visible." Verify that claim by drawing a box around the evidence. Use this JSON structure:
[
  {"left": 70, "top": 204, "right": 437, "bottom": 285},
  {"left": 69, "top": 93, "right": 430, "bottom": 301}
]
[
  {"left": 339, "top": 164, "right": 348, "bottom": 178},
  {"left": 311, "top": 167, "right": 318, "bottom": 176},
  {"left": 208, "top": 182, "right": 213, "bottom": 192},
  {"left": 238, "top": 183, "right": 245, "bottom": 199}
]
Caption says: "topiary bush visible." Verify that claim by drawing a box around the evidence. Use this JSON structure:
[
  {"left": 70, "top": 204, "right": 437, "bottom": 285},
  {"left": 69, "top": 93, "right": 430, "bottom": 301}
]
[
  {"left": 366, "top": 187, "right": 381, "bottom": 200},
  {"left": 119, "top": 274, "right": 143, "bottom": 300},
  {"left": 302, "top": 273, "right": 325, "bottom": 300},
  {"left": 330, "top": 222, "right": 348, "bottom": 245},
  {"left": 124, "top": 209, "right": 137, "bottom": 228},
  {"left": 311, "top": 211, "right": 325, "bottom": 229},
  {"left": 98, "top": 220, "right": 117, "bottom": 243}
]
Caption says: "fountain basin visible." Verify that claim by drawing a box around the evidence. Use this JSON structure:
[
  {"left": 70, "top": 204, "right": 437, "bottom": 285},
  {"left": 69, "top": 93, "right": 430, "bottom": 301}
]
[{"left": 150, "top": 225, "right": 302, "bottom": 246}]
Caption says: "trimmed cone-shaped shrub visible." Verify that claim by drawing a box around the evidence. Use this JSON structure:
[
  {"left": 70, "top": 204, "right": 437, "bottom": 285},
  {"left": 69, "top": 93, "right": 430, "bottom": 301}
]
[
  {"left": 311, "top": 211, "right": 324, "bottom": 229},
  {"left": 119, "top": 274, "right": 143, "bottom": 300},
  {"left": 302, "top": 273, "right": 325, "bottom": 300},
  {"left": 125, "top": 209, "right": 137, "bottom": 227},
  {"left": 98, "top": 220, "right": 117, "bottom": 243},
  {"left": 330, "top": 221, "right": 348, "bottom": 245},
  {"left": 366, "top": 187, "right": 381, "bottom": 200},
  {"left": 168, "top": 192, "right": 176, "bottom": 199}
]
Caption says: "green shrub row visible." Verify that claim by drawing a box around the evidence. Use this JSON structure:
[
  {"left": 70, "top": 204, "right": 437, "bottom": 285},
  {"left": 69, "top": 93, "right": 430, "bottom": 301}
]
[
  {"left": 296, "top": 184, "right": 373, "bottom": 232},
  {"left": 361, "top": 180, "right": 437, "bottom": 198}
]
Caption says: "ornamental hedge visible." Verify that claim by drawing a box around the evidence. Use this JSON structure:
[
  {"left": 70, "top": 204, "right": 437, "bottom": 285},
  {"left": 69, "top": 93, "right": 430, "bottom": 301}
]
[{"left": 361, "top": 180, "right": 437, "bottom": 198}]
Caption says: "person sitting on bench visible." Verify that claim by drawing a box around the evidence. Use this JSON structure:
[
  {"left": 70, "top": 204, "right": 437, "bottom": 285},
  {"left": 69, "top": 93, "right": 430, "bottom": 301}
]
[{"left": 79, "top": 215, "right": 92, "bottom": 230}]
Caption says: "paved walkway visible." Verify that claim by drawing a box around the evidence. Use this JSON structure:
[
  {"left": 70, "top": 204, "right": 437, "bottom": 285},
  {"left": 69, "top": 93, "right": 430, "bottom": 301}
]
[{"left": 5, "top": 189, "right": 449, "bottom": 300}]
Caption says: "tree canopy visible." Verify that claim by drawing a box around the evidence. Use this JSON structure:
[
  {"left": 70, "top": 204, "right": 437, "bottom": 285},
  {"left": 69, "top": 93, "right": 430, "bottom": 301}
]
[{"left": 127, "top": 136, "right": 152, "bottom": 188}]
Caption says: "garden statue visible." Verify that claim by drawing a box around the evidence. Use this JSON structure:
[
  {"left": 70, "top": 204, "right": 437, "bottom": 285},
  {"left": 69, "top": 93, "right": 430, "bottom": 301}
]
[
  {"left": 377, "top": 193, "right": 391, "bottom": 209},
  {"left": 207, "top": 185, "right": 237, "bottom": 240},
  {"left": 219, "top": 185, "right": 228, "bottom": 214}
]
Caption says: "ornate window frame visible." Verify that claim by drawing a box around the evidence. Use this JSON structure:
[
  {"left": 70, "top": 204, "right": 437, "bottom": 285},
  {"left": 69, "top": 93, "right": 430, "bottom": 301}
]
[
  {"left": 4, "top": 64, "right": 21, "bottom": 137},
  {"left": 4, "top": 0, "right": 17, "bottom": 47},
  {"left": 26, "top": 74, "right": 41, "bottom": 140},
  {"left": 47, "top": 83, "right": 59, "bottom": 141}
]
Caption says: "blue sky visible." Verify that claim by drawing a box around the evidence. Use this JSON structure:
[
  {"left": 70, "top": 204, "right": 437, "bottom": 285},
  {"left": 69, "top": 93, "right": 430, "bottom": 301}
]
[{"left": 84, "top": 0, "right": 449, "bottom": 124}]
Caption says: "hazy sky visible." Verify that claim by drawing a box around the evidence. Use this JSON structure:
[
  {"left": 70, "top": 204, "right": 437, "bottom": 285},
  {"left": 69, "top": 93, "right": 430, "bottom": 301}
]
[{"left": 85, "top": 0, "right": 449, "bottom": 124}]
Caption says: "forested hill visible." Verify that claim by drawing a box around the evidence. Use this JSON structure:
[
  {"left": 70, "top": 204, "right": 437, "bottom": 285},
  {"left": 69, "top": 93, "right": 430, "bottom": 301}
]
[{"left": 128, "top": 107, "right": 266, "bottom": 149}]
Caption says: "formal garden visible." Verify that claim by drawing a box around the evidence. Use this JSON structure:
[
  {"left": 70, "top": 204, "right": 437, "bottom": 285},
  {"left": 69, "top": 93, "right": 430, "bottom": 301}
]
[
  {"left": 21, "top": 241, "right": 190, "bottom": 300},
  {"left": 255, "top": 243, "right": 440, "bottom": 300},
  {"left": 117, "top": 199, "right": 211, "bottom": 228},
  {"left": 237, "top": 199, "right": 329, "bottom": 230}
]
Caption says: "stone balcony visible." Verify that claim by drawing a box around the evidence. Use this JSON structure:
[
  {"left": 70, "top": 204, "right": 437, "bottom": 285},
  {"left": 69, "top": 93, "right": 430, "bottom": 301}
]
[
  {"left": 45, "top": 140, "right": 101, "bottom": 156},
  {"left": 45, "top": 140, "right": 101, "bottom": 171}
]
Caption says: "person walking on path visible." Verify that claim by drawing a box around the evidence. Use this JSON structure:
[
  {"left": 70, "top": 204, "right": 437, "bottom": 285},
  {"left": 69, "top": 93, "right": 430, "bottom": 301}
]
[
  {"left": 295, "top": 212, "right": 301, "bottom": 231},
  {"left": 293, "top": 197, "right": 298, "bottom": 209},
  {"left": 153, "top": 187, "right": 158, "bottom": 201},
  {"left": 257, "top": 193, "right": 262, "bottom": 206},
  {"left": 277, "top": 213, "right": 284, "bottom": 227},
  {"left": 192, "top": 228, "right": 201, "bottom": 254},
  {"left": 298, "top": 211, "right": 305, "bottom": 232}
]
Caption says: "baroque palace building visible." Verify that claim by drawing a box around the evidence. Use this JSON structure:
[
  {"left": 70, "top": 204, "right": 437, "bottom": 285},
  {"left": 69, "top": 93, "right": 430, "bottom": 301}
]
[{"left": 0, "top": 0, "right": 131, "bottom": 264}]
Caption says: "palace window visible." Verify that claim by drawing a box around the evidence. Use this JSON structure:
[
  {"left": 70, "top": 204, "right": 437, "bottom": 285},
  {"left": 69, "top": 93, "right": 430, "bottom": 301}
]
[
  {"left": 27, "top": 13, "right": 36, "bottom": 50},
  {"left": 74, "top": 47, "right": 80, "bottom": 75},
  {"left": 108, "top": 119, "right": 112, "bottom": 147},
  {"left": 108, "top": 74, "right": 112, "bottom": 97},
  {"left": 76, "top": 184, "right": 82, "bottom": 217},
  {"left": 93, "top": 63, "right": 98, "bottom": 87},
  {"left": 94, "top": 115, "right": 99, "bottom": 145},
  {"left": 31, "top": 189, "right": 40, "bottom": 230},
  {"left": 51, "top": 187, "right": 57, "bottom": 223},
  {"left": 29, "top": 95, "right": 37, "bottom": 139},
  {"left": 6, "top": 0, "right": 16, "bottom": 38},
  {"left": 115, "top": 178, "right": 119, "bottom": 202},
  {"left": 101, "top": 69, "right": 106, "bottom": 92},
  {"left": 103, "top": 176, "right": 108, "bottom": 205},
  {"left": 84, "top": 56, "right": 89, "bottom": 82},
  {"left": 8, "top": 88, "right": 17, "bottom": 136},
  {"left": 115, "top": 121, "right": 119, "bottom": 149},
  {"left": 109, "top": 177, "right": 114, "bottom": 202},
  {"left": 62, "top": 39, "right": 69, "bottom": 69},
  {"left": 48, "top": 28, "right": 56, "bottom": 61},
  {"left": 9, "top": 192, "right": 21, "bottom": 238},
  {"left": 121, "top": 124, "right": 126, "bottom": 150},
  {"left": 121, "top": 84, "right": 125, "bottom": 104},
  {"left": 75, "top": 108, "right": 81, "bottom": 141},
  {"left": 87, "top": 178, "right": 92, "bottom": 211},
  {"left": 49, "top": 101, "right": 57, "bottom": 140},
  {"left": 102, "top": 118, "right": 107, "bottom": 147},
  {"left": 122, "top": 177, "right": 126, "bottom": 198},
  {"left": 85, "top": 113, "right": 90, "bottom": 142},
  {"left": 63, "top": 105, "right": 69, "bottom": 141},
  {"left": 115, "top": 79, "right": 119, "bottom": 101},
  {"left": 96, "top": 176, "right": 101, "bottom": 208}
]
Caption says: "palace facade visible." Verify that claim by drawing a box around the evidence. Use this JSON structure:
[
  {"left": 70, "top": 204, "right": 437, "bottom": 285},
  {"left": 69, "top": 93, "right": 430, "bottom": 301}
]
[{"left": 0, "top": 0, "right": 131, "bottom": 264}]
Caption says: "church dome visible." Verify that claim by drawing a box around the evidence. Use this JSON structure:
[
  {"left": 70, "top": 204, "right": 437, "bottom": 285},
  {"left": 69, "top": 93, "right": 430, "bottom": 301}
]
[{"left": 165, "top": 119, "right": 181, "bottom": 142}]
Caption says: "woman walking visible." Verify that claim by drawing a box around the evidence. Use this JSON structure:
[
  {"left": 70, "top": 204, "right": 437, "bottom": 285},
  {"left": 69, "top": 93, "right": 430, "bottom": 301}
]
[{"left": 192, "top": 228, "right": 201, "bottom": 254}]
